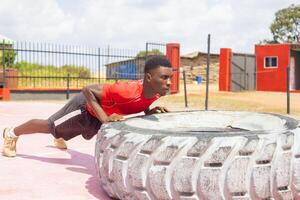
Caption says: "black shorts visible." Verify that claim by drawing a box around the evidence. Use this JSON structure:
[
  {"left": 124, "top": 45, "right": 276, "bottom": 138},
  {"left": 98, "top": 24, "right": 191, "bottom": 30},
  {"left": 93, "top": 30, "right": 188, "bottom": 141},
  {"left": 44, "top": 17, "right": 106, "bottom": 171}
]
[{"left": 48, "top": 93, "right": 102, "bottom": 140}]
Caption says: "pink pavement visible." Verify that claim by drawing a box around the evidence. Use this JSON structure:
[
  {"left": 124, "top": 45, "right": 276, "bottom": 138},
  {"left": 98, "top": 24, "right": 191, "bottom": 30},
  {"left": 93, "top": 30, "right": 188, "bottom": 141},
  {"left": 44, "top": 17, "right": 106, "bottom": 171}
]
[{"left": 0, "top": 101, "right": 111, "bottom": 200}]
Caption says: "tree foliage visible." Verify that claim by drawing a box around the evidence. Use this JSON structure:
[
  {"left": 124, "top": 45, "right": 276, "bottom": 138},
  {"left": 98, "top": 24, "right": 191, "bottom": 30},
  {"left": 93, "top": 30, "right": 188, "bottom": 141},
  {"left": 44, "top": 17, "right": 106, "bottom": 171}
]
[
  {"left": 0, "top": 45, "right": 17, "bottom": 66},
  {"left": 270, "top": 4, "right": 300, "bottom": 43},
  {"left": 136, "top": 49, "right": 163, "bottom": 57},
  {"left": 12, "top": 62, "right": 91, "bottom": 78},
  {"left": 61, "top": 65, "right": 91, "bottom": 78}
]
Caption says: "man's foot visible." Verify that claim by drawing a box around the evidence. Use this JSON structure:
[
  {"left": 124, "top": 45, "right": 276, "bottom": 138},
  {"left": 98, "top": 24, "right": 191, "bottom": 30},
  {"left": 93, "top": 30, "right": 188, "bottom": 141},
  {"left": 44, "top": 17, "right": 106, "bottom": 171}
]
[
  {"left": 2, "top": 128, "right": 18, "bottom": 157},
  {"left": 54, "top": 138, "right": 67, "bottom": 149}
]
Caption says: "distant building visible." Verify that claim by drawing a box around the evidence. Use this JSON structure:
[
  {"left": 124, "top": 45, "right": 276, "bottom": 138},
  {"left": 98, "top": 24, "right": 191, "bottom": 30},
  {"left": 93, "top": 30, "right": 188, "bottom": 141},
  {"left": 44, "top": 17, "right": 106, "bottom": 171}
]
[
  {"left": 105, "top": 57, "right": 145, "bottom": 80},
  {"left": 181, "top": 51, "right": 219, "bottom": 67},
  {"left": 219, "top": 43, "right": 300, "bottom": 92},
  {"left": 105, "top": 51, "right": 220, "bottom": 83},
  {"left": 255, "top": 43, "right": 300, "bottom": 92},
  {"left": 180, "top": 51, "right": 220, "bottom": 83}
]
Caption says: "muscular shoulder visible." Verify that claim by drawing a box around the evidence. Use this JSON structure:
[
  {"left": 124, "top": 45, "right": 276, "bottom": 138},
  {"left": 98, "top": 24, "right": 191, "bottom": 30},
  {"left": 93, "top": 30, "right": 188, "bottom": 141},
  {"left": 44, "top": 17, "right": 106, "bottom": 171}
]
[{"left": 105, "top": 80, "right": 142, "bottom": 99}]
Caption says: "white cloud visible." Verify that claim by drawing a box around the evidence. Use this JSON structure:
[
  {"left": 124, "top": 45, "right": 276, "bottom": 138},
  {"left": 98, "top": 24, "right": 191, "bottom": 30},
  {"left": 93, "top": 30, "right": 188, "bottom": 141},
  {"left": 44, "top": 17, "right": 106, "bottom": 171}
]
[
  {"left": 0, "top": 0, "right": 298, "bottom": 54},
  {"left": 0, "top": 0, "right": 75, "bottom": 42}
]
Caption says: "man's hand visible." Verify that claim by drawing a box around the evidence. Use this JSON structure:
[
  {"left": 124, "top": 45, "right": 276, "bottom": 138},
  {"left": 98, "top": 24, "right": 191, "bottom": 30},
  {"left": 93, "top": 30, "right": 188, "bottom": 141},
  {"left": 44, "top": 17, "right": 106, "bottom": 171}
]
[
  {"left": 145, "top": 106, "right": 169, "bottom": 115},
  {"left": 105, "top": 113, "right": 124, "bottom": 122}
]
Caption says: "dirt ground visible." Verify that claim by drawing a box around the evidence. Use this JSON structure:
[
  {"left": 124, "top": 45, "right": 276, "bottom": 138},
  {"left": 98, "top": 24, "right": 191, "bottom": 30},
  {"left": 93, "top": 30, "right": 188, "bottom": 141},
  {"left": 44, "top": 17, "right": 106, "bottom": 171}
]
[{"left": 153, "top": 82, "right": 300, "bottom": 120}]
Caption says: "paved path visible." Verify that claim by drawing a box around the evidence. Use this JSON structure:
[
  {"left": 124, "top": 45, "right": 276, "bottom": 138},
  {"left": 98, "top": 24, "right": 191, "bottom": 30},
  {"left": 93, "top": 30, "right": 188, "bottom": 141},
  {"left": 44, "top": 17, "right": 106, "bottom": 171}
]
[{"left": 0, "top": 101, "right": 111, "bottom": 200}]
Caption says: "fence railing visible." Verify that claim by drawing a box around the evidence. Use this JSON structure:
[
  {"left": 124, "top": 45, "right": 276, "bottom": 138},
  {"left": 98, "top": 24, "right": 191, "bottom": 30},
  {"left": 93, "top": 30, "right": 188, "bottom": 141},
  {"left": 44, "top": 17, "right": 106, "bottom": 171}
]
[
  {"left": 145, "top": 42, "right": 166, "bottom": 58},
  {"left": 0, "top": 41, "right": 166, "bottom": 89}
]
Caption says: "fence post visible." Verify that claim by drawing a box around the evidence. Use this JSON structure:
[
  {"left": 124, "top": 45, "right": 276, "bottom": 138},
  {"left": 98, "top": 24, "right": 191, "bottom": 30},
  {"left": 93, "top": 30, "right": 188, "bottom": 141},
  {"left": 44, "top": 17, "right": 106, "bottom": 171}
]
[
  {"left": 66, "top": 73, "right": 70, "bottom": 100},
  {"left": 2, "top": 40, "right": 6, "bottom": 88},
  {"left": 205, "top": 34, "right": 211, "bottom": 110},
  {"left": 183, "top": 70, "right": 188, "bottom": 108},
  {"left": 166, "top": 43, "right": 180, "bottom": 94},
  {"left": 98, "top": 48, "right": 101, "bottom": 84},
  {"left": 246, "top": 72, "right": 248, "bottom": 90},
  {"left": 286, "top": 66, "right": 290, "bottom": 114},
  {"left": 219, "top": 48, "right": 232, "bottom": 91},
  {"left": 145, "top": 42, "right": 149, "bottom": 60}
]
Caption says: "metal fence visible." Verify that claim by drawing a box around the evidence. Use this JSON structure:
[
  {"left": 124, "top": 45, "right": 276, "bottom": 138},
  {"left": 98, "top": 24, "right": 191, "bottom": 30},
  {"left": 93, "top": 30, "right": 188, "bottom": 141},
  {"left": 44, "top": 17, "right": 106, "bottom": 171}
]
[
  {"left": 0, "top": 41, "right": 166, "bottom": 89},
  {"left": 145, "top": 42, "right": 166, "bottom": 58}
]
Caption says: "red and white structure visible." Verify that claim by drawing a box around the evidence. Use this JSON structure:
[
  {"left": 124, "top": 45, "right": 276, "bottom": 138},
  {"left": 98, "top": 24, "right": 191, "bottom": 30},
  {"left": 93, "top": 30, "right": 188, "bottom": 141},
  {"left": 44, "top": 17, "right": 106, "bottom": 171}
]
[{"left": 219, "top": 43, "right": 300, "bottom": 92}]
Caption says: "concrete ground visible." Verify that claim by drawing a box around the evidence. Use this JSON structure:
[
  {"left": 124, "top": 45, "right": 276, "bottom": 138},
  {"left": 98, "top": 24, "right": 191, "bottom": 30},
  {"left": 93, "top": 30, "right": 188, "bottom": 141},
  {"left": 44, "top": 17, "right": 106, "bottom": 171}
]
[
  {"left": 1, "top": 87, "right": 300, "bottom": 200},
  {"left": 0, "top": 101, "right": 111, "bottom": 200}
]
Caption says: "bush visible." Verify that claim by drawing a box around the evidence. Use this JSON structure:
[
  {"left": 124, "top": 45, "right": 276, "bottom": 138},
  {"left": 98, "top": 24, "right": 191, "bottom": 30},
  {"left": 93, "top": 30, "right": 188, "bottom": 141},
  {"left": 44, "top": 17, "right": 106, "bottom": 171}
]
[
  {"left": 136, "top": 49, "right": 163, "bottom": 58},
  {"left": 11, "top": 62, "right": 91, "bottom": 78},
  {"left": 0, "top": 47, "right": 17, "bottom": 66},
  {"left": 61, "top": 65, "right": 91, "bottom": 78}
]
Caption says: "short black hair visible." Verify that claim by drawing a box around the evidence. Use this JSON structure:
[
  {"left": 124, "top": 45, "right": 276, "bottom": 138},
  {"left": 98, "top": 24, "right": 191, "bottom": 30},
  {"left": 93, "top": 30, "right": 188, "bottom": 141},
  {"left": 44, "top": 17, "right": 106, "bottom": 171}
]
[{"left": 144, "top": 55, "right": 172, "bottom": 73}]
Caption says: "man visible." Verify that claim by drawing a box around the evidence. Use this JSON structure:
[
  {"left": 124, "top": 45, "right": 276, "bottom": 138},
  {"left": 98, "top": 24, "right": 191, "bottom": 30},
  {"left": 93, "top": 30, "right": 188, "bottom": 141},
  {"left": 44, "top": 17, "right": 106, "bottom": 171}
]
[{"left": 2, "top": 55, "right": 173, "bottom": 157}]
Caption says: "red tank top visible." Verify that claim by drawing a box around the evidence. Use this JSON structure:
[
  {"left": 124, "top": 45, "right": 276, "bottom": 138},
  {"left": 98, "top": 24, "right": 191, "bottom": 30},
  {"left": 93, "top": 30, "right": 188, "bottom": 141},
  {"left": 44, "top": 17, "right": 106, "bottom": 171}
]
[{"left": 86, "top": 80, "right": 160, "bottom": 117}]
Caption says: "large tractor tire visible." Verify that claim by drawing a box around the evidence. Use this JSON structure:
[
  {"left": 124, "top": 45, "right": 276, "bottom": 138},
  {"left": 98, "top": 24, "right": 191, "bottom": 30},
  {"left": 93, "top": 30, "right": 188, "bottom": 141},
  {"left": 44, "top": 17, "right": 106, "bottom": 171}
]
[{"left": 95, "top": 111, "right": 300, "bottom": 200}]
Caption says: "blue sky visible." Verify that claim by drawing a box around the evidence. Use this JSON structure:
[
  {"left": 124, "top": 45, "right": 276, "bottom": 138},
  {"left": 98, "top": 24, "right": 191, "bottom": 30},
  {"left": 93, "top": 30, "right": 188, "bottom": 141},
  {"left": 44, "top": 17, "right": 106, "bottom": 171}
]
[{"left": 0, "top": 0, "right": 298, "bottom": 54}]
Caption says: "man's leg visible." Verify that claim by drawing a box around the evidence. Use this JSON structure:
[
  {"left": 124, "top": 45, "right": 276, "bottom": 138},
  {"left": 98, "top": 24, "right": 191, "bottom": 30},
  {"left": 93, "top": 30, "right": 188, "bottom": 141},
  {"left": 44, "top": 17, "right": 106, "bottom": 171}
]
[
  {"left": 14, "top": 119, "right": 67, "bottom": 149},
  {"left": 14, "top": 119, "right": 50, "bottom": 136},
  {"left": 3, "top": 93, "right": 86, "bottom": 157},
  {"left": 3, "top": 119, "right": 50, "bottom": 157},
  {"left": 3, "top": 118, "right": 68, "bottom": 157}
]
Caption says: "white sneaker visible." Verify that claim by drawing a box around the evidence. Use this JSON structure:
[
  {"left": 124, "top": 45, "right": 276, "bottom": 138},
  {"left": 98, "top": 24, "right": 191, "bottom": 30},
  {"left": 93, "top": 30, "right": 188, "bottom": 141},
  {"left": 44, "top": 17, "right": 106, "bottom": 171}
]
[
  {"left": 54, "top": 138, "right": 67, "bottom": 149},
  {"left": 2, "top": 128, "right": 18, "bottom": 157}
]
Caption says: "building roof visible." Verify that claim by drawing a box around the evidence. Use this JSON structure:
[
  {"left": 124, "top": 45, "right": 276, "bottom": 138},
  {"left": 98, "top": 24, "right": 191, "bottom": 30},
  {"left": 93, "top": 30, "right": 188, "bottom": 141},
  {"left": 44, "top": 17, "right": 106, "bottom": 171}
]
[
  {"left": 181, "top": 51, "right": 219, "bottom": 59},
  {"left": 255, "top": 42, "right": 300, "bottom": 51},
  {"left": 105, "top": 57, "right": 144, "bottom": 67},
  {"left": 291, "top": 43, "right": 300, "bottom": 51}
]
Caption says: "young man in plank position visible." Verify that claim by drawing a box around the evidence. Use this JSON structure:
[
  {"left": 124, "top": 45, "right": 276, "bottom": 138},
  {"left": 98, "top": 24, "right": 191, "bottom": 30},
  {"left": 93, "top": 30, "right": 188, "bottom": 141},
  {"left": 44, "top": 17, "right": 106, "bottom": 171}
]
[{"left": 3, "top": 55, "right": 173, "bottom": 157}]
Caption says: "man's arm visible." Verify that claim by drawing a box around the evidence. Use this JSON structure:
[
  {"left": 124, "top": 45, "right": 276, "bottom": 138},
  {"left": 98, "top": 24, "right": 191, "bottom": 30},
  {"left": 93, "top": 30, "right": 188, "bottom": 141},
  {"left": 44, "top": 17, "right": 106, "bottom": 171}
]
[
  {"left": 144, "top": 106, "right": 170, "bottom": 115},
  {"left": 82, "top": 84, "right": 123, "bottom": 123}
]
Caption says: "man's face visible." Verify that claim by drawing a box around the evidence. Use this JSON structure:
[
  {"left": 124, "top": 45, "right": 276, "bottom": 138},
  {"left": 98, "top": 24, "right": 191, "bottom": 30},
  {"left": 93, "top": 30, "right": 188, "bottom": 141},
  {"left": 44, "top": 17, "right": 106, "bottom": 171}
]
[{"left": 146, "top": 66, "right": 173, "bottom": 96}]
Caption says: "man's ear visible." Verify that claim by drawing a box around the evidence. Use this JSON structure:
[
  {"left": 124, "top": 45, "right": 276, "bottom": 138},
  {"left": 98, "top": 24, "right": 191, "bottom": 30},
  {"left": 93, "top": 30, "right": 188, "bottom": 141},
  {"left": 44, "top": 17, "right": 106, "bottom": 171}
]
[{"left": 145, "top": 72, "right": 152, "bottom": 82}]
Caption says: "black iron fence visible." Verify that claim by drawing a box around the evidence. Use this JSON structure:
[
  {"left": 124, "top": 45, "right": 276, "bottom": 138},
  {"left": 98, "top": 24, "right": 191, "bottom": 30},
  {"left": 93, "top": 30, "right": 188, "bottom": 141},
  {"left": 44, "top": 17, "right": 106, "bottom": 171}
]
[
  {"left": 0, "top": 41, "right": 166, "bottom": 89},
  {"left": 145, "top": 42, "right": 166, "bottom": 58}
]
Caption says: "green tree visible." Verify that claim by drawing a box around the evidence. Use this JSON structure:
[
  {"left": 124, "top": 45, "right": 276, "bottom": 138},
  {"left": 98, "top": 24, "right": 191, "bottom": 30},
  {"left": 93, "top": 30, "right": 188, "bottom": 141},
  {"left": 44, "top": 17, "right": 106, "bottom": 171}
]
[
  {"left": 61, "top": 65, "right": 91, "bottom": 78},
  {"left": 12, "top": 62, "right": 91, "bottom": 78},
  {"left": 270, "top": 4, "right": 300, "bottom": 43},
  {"left": 259, "top": 39, "right": 278, "bottom": 44},
  {"left": 136, "top": 49, "right": 163, "bottom": 57},
  {"left": 0, "top": 45, "right": 17, "bottom": 66}
]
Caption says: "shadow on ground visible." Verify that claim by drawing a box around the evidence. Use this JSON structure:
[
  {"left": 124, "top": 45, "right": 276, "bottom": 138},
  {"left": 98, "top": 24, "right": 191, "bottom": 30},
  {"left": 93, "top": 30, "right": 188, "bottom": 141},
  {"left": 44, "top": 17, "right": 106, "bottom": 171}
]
[{"left": 18, "top": 147, "right": 110, "bottom": 200}]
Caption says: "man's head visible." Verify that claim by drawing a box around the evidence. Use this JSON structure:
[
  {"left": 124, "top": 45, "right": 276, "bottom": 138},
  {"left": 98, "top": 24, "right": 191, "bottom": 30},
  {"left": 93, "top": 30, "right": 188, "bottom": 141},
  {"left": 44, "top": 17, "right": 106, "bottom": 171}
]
[
  {"left": 144, "top": 55, "right": 172, "bottom": 73},
  {"left": 143, "top": 55, "right": 173, "bottom": 97}
]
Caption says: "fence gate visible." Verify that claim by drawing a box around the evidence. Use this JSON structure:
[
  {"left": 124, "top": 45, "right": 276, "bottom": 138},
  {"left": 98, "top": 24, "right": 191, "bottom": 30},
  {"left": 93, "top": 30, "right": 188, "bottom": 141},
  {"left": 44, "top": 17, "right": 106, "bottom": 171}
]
[{"left": 231, "top": 53, "right": 256, "bottom": 91}]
